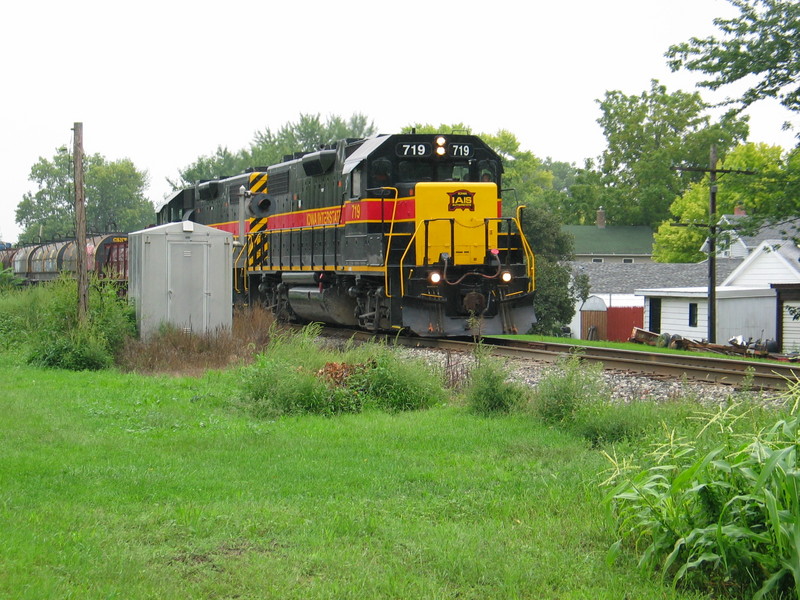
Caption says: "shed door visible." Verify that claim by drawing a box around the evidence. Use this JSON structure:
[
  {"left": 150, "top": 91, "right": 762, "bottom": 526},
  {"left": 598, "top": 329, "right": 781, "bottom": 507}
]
[
  {"left": 649, "top": 298, "right": 662, "bottom": 333},
  {"left": 167, "top": 241, "right": 208, "bottom": 332}
]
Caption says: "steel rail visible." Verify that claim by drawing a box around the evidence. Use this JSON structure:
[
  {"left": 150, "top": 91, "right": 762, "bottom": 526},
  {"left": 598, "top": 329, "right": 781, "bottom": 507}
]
[{"left": 318, "top": 327, "right": 798, "bottom": 391}]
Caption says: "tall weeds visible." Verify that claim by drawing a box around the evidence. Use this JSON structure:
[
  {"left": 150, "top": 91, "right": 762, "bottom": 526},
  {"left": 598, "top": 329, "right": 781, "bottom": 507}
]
[
  {"left": 605, "top": 390, "right": 799, "bottom": 598},
  {"left": 0, "top": 276, "right": 136, "bottom": 370},
  {"left": 117, "top": 304, "right": 273, "bottom": 375}
]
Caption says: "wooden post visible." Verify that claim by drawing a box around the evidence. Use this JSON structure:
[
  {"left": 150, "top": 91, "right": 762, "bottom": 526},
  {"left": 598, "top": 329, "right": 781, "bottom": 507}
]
[{"left": 74, "top": 122, "right": 88, "bottom": 324}]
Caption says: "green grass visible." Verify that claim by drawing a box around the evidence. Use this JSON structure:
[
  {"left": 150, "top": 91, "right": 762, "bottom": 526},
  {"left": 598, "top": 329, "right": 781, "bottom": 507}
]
[{"left": 0, "top": 355, "right": 717, "bottom": 599}]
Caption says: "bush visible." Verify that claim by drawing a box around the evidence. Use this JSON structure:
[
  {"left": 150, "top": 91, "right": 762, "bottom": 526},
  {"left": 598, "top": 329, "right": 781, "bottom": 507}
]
[
  {"left": 531, "top": 353, "right": 608, "bottom": 424},
  {"left": 464, "top": 357, "right": 528, "bottom": 415},
  {"left": 348, "top": 344, "right": 445, "bottom": 412},
  {"left": 571, "top": 400, "right": 657, "bottom": 446},
  {"left": 29, "top": 326, "right": 113, "bottom": 371},
  {"left": 239, "top": 325, "right": 445, "bottom": 417},
  {"left": 118, "top": 305, "right": 273, "bottom": 375}
]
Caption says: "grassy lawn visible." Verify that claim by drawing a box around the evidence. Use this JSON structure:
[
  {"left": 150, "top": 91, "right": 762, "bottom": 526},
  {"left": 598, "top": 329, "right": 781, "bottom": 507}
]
[{"left": 0, "top": 357, "right": 717, "bottom": 599}]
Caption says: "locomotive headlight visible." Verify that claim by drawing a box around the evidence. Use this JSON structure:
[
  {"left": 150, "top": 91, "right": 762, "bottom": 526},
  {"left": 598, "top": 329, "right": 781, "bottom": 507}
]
[
  {"left": 500, "top": 271, "right": 513, "bottom": 283},
  {"left": 435, "top": 146, "right": 446, "bottom": 156},
  {"left": 428, "top": 271, "right": 442, "bottom": 285},
  {"left": 435, "top": 136, "right": 446, "bottom": 146}
]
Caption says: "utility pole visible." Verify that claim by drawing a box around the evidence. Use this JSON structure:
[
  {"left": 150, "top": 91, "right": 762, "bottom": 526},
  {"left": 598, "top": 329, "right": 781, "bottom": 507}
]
[
  {"left": 74, "top": 122, "right": 88, "bottom": 324},
  {"left": 672, "top": 148, "right": 754, "bottom": 344},
  {"left": 708, "top": 146, "right": 718, "bottom": 343}
]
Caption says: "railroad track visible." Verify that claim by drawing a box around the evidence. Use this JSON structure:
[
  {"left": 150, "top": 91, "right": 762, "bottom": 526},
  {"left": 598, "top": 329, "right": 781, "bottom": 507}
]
[{"left": 320, "top": 327, "right": 799, "bottom": 391}]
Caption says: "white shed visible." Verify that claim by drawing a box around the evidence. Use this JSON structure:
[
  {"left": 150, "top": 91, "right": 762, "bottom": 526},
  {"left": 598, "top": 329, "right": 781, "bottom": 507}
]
[{"left": 635, "top": 286, "right": 777, "bottom": 343}]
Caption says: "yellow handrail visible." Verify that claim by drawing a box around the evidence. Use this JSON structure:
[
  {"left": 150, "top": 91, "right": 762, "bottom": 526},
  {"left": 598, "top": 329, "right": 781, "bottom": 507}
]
[
  {"left": 398, "top": 221, "right": 428, "bottom": 298},
  {"left": 381, "top": 188, "right": 400, "bottom": 297},
  {"left": 514, "top": 205, "right": 536, "bottom": 291},
  {"left": 234, "top": 242, "right": 249, "bottom": 294}
]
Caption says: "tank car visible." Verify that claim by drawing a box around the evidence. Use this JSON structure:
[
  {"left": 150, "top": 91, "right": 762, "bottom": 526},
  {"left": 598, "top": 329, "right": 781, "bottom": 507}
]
[
  {"left": 156, "top": 133, "right": 537, "bottom": 336},
  {"left": 2, "top": 235, "right": 128, "bottom": 284},
  {"left": 0, "top": 245, "right": 18, "bottom": 270}
]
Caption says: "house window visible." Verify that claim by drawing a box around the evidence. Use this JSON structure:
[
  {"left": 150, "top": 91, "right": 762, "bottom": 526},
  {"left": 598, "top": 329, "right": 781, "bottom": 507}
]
[
  {"left": 591, "top": 258, "right": 604, "bottom": 263},
  {"left": 622, "top": 258, "right": 634, "bottom": 264},
  {"left": 689, "top": 303, "right": 698, "bottom": 328}
]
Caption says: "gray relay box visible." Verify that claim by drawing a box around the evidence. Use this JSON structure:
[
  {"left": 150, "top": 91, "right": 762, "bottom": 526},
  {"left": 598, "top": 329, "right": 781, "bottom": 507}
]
[{"left": 128, "top": 221, "right": 232, "bottom": 339}]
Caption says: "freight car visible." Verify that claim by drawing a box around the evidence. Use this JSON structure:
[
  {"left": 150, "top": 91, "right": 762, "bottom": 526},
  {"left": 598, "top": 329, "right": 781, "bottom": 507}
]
[
  {"left": 156, "top": 133, "right": 537, "bottom": 336},
  {"left": 0, "top": 234, "right": 128, "bottom": 284}
]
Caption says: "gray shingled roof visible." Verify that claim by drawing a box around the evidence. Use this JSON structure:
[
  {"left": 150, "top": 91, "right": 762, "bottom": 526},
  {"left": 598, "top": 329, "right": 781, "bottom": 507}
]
[
  {"left": 716, "top": 216, "right": 800, "bottom": 250},
  {"left": 569, "top": 258, "right": 744, "bottom": 294},
  {"left": 563, "top": 225, "right": 654, "bottom": 256}
]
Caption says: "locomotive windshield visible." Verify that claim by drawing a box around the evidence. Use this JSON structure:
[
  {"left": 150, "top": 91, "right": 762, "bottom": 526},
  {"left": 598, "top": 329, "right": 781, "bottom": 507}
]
[{"left": 368, "top": 157, "right": 500, "bottom": 188}]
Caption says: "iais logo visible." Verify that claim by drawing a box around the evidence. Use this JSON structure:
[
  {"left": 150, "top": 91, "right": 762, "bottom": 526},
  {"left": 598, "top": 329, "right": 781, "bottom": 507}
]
[{"left": 447, "top": 189, "right": 476, "bottom": 212}]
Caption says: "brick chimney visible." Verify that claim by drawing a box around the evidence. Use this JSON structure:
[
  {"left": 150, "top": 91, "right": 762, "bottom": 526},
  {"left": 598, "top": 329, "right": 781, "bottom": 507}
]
[
  {"left": 596, "top": 206, "right": 606, "bottom": 228},
  {"left": 734, "top": 204, "right": 747, "bottom": 216}
]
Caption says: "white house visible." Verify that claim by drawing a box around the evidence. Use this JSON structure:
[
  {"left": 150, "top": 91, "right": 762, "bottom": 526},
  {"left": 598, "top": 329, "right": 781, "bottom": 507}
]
[
  {"left": 721, "top": 239, "right": 800, "bottom": 287},
  {"left": 701, "top": 214, "right": 800, "bottom": 259},
  {"left": 636, "top": 239, "right": 800, "bottom": 350}
]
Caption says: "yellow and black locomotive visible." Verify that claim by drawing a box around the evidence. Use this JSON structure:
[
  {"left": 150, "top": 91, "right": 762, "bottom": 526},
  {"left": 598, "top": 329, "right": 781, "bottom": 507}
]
[{"left": 156, "top": 133, "right": 536, "bottom": 336}]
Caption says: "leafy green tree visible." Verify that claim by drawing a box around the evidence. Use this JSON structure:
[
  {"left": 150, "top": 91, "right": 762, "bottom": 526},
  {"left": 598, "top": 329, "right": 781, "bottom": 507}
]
[
  {"left": 15, "top": 149, "right": 74, "bottom": 241},
  {"left": 557, "top": 159, "right": 604, "bottom": 225},
  {"left": 171, "top": 113, "right": 377, "bottom": 189},
  {"left": 518, "top": 204, "right": 589, "bottom": 335},
  {"left": 249, "top": 113, "right": 376, "bottom": 169},
  {"left": 15, "top": 150, "right": 152, "bottom": 243},
  {"left": 596, "top": 79, "right": 749, "bottom": 227},
  {"left": 666, "top": 0, "right": 800, "bottom": 118},
  {"left": 86, "top": 158, "right": 153, "bottom": 233},
  {"left": 542, "top": 158, "right": 578, "bottom": 193},
  {"left": 167, "top": 146, "right": 248, "bottom": 190},
  {"left": 652, "top": 142, "right": 788, "bottom": 261}
]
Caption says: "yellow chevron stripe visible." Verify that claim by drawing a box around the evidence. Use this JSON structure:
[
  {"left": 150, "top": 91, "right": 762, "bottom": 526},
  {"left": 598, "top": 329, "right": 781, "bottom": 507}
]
[
  {"left": 249, "top": 172, "right": 268, "bottom": 194},
  {"left": 249, "top": 217, "right": 268, "bottom": 232}
]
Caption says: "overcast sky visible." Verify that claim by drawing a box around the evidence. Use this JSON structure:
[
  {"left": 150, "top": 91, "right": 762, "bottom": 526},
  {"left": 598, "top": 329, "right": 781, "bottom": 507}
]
[{"left": 1, "top": 0, "right": 796, "bottom": 243}]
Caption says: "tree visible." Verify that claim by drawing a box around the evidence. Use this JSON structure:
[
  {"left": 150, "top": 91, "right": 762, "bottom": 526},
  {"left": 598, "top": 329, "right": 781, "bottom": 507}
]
[
  {"left": 86, "top": 158, "right": 153, "bottom": 233},
  {"left": 652, "top": 142, "right": 788, "bottom": 261},
  {"left": 596, "top": 79, "right": 749, "bottom": 227},
  {"left": 249, "top": 113, "right": 376, "bottom": 169},
  {"left": 557, "top": 159, "right": 604, "bottom": 225},
  {"left": 666, "top": 0, "right": 800, "bottom": 118},
  {"left": 15, "top": 150, "right": 153, "bottom": 243},
  {"left": 170, "top": 113, "right": 377, "bottom": 189},
  {"left": 517, "top": 204, "right": 589, "bottom": 335},
  {"left": 168, "top": 146, "right": 248, "bottom": 190}
]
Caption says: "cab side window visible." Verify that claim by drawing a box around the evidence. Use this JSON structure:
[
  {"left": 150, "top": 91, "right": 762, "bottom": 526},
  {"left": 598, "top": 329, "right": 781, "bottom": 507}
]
[{"left": 370, "top": 158, "right": 393, "bottom": 187}]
